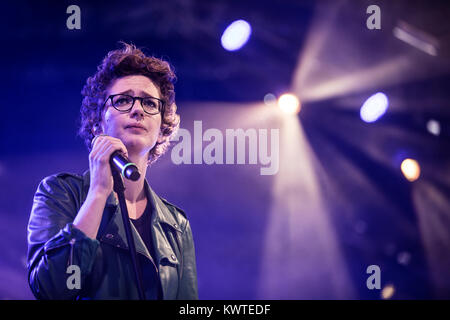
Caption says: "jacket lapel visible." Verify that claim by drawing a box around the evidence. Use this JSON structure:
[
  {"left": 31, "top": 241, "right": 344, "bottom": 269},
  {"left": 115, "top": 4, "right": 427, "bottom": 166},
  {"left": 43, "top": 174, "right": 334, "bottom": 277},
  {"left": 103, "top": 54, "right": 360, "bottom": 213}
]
[
  {"left": 81, "top": 171, "right": 179, "bottom": 266},
  {"left": 146, "top": 181, "right": 181, "bottom": 266},
  {"left": 98, "top": 201, "right": 153, "bottom": 261},
  {"left": 82, "top": 170, "right": 152, "bottom": 261}
]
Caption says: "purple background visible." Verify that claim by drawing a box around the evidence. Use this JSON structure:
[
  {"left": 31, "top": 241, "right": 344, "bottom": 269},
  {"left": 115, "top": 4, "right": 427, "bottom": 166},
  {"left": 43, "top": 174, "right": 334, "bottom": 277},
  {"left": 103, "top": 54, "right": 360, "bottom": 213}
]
[{"left": 1, "top": 0, "right": 450, "bottom": 299}]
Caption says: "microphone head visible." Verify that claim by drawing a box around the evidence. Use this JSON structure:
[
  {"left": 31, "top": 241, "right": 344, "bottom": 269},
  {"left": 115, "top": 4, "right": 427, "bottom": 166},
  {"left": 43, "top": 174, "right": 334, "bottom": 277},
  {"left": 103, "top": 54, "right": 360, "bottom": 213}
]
[
  {"left": 110, "top": 151, "right": 141, "bottom": 181},
  {"left": 124, "top": 166, "right": 141, "bottom": 181}
]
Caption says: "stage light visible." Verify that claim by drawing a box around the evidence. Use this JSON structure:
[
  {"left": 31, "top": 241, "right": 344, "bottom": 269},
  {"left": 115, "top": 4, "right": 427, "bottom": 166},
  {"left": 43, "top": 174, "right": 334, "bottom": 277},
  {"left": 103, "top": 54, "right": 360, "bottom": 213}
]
[
  {"left": 360, "top": 92, "right": 389, "bottom": 123},
  {"left": 381, "top": 284, "right": 395, "bottom": 299},
  {"left": 264, "top": 93, "right": 277, "bottom": 106},
  {"left": 393, "top": 21, "right": 439, "bottom": 56},
  {"left": 221, "top": 20, "right": 252, "bottom": 51},
  {"left": 278, "top": 93, "right": 301, "bottom": 115},
  {"left": 400, "top": 158, "right": 420, "bottom": 182},
  {"left": 397, "top": 251, "right": 411, "bottom": 266},
  {"left": 426, "top": 119, "right": 440, "bottom": 136}
]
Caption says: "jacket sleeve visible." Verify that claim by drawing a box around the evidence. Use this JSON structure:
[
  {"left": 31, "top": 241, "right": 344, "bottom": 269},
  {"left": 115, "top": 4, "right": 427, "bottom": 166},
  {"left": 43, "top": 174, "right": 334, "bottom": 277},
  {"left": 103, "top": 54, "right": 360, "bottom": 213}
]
[
  {"left": 27, "top": 174, "right": 100, "bottom": 300},
  {"left": 177, "top": 220, "right": 199, "bottom": 299}
]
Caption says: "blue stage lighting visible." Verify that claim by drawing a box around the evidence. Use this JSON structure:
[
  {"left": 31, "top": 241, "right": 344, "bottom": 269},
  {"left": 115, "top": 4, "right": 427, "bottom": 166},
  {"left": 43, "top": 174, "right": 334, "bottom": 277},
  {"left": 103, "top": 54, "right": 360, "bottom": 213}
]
[
  {"left": 360, "top": 92, "right": 389, "bottom": 123},
  {"left": 221, "top": 20, "right": 252, "bottom": 51}
]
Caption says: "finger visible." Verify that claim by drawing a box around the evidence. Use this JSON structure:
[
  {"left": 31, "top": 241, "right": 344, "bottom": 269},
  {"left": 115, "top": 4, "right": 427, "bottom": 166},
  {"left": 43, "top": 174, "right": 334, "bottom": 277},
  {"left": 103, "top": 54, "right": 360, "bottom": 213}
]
[
  {"left": 90, "top": 136, "right": 109, "bottom": 159},
  {"left": 102, "top": 137, "right": 128, "bottom": 157},
  {"left": 98, "top": 144, "right": 127, "bottom": 163},
  {"left": 91, "top": 134, "right": 109, "bottom": 149},
  {"left": 90, "top": 138, "right": 122, "bottom": 163},
  {"left": 91, "top": 136, "right": 128, "bottom": 160},
  {"left": 93, "top": 135, "right": 126, "bottom": 152}
]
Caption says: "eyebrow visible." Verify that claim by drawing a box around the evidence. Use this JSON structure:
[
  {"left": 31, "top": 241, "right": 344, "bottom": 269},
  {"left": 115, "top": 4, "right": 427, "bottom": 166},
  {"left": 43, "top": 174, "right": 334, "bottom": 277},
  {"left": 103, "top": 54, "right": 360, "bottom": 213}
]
[{"left": 115, "top": 89, "right": 158, "bottom": 98}]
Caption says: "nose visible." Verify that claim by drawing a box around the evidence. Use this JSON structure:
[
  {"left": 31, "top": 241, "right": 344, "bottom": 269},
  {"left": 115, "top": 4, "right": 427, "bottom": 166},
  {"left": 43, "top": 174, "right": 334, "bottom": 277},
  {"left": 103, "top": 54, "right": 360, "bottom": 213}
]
[{"left": 130, "top": 99, "right": 145, "bottom": 119}]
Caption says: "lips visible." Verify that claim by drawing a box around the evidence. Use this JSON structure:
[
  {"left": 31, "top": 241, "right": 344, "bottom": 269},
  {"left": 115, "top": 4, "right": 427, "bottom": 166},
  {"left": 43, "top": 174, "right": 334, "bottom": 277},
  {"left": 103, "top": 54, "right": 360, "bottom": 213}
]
[{"left": 125, "top": 123, "right": 147, "bottom": 131}]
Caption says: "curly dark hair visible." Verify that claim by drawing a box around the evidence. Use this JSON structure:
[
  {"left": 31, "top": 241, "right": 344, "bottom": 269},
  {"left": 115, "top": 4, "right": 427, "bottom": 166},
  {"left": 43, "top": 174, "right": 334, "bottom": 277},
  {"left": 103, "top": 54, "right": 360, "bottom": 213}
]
[{"left": 78, "top": 42, "right": 180, "bottom": 164}]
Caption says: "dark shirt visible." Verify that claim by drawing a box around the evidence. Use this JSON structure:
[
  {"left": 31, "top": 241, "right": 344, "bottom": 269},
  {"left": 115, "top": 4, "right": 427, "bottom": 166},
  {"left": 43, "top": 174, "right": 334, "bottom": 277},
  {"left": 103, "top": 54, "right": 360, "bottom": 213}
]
[
  {"left": 131, "top": 196, "right": 162, "bottom": 299},
  {"left": 131, "top": 199, "right": 154, "bottom": 258}
]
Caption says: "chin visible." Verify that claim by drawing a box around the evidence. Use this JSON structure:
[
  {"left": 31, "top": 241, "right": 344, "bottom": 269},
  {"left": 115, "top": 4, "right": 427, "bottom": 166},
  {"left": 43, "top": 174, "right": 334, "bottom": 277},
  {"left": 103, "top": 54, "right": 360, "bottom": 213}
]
[{"left": 124, "top": 136, "right": 155, "bottom": 153}]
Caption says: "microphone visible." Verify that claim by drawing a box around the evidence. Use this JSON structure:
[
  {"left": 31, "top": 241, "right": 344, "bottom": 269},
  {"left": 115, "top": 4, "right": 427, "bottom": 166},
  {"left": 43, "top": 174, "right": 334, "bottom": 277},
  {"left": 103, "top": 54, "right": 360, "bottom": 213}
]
[
  {"left": 110, "top": 151, "right": 141, "bottom": 181},
  {"left": 91, "top": 134, "right": 141, "bottom": 181}
]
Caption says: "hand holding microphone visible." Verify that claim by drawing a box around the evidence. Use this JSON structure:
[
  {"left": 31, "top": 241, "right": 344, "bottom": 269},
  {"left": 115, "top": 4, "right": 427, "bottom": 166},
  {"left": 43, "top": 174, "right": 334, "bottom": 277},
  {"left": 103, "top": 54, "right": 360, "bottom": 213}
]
[
  {"left": 89, "top": 135, "right": 141, "bottom": 197},
  {"left": 109, "top": 151, "right": 141, "bottom": 181}
]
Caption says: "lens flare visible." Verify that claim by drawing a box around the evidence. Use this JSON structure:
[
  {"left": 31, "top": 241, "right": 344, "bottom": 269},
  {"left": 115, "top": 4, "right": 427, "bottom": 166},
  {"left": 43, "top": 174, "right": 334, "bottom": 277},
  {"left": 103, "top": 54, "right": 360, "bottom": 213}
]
[
  {"left": 221, "top": 20, "right": 252, "bottom": 51},
  {"left": 401, "top": 158, "right": 421, "bottom": 182},
  {"left": 278, "top": 93, "right": 301, "bottom": 115},
  {"left": 264, "top": 93, "right": 277, "bottom": 106},
  {"left": 360, "top": 92, "right": 389, "bottom": 123},
  {"left": 381, "top": 284, "right": 395, "bottom": 299},
  {"left": 426, "top": 119, "right": 440, "bottom": 136}
]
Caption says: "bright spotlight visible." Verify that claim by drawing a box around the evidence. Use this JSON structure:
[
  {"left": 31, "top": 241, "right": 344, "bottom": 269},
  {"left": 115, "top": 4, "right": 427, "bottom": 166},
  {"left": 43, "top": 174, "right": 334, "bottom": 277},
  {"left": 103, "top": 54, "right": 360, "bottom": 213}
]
[
  {"left": 401, "top": 158, "right": 421, "bottom": 182},
  {"left": 393, "top": 21, "right": 439, "bottom": 56},
  {"left": 278, "top": 93, "right": 301, "bottom": 115},
  {"left": 360, "top": 92, "right": 389, "bottom": 123},
  {"left": 221, "top": 20, "right": 252, "bottom": 51},
  {"left": 381, "top": 284, "right": 395, "bottom": 300},
  {"left": 426, "top": 119, "right": 440, "bottom": 136}
]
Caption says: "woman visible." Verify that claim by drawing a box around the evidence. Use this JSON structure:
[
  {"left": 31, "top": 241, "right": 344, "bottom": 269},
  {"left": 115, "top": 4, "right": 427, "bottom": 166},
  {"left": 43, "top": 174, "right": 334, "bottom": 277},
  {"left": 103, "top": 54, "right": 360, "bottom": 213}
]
[{"left": 27, "top": 43, "right": 198, "bottom": 300}]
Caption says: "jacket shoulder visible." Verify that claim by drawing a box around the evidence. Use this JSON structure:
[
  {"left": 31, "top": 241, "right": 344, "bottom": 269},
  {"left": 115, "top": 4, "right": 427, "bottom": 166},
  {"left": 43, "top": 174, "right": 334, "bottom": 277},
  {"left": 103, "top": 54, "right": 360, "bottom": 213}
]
[
  {"left": 156, "top": 196, "right": 190, "bottom": 233},
  {"left": 159, "top": 197, "right": 187, "bottom": 219},
  {"left": 36, "top": 172, "right": 85, "bottom": 206},
  {"left": 41, "top": 172, "right": 84, "bottom": 185}
]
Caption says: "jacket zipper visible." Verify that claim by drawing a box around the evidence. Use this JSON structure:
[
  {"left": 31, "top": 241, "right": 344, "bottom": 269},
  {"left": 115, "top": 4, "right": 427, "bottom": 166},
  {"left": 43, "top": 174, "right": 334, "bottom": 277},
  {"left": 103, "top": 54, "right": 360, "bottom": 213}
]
[
  {"left": 44, "top": 238, "right": 76, "bottom": 268},
  {"left": 175, "top": 232, "right": 183, "bottom": 280},
  {"left": 68, "top": 238, "right": 76, "bottom": 267}
]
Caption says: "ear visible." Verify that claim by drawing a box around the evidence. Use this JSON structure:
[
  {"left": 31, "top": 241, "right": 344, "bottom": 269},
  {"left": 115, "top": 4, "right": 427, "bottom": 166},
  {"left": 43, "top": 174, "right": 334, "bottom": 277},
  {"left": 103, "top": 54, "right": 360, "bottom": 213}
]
[{"left": 92, "top": 123, "right": 103, "bottom": 135}]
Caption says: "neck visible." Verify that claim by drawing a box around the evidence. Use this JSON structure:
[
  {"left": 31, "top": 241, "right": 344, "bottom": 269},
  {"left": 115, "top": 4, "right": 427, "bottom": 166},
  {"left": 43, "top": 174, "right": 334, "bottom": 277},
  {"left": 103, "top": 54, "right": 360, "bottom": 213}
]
[{"left": 120, "top": 152, "right": 149, "bottom": 203}]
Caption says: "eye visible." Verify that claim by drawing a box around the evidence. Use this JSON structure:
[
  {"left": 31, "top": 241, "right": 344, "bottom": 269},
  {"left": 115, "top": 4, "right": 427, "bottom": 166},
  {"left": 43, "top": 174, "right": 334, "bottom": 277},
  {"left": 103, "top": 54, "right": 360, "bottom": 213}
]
[
  {"left": 113, "top": 95, "right": 132, "bottom": 106},
  {"left": 143, "top": 98, "right": 157, "bottom": 109}
]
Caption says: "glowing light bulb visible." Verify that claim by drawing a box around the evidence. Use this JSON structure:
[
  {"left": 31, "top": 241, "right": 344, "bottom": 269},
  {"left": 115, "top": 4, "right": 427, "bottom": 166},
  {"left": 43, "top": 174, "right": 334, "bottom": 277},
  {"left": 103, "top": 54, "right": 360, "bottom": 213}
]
[
  {"left": 400, "top": 158, "right": 420, "bottom": 182},
  {"left": 360, "top": 92, "right": 389, "bottom": 123},
  {"left": 221, "top": 20, "right": 252, "bottom": 51},
  {"left": 426, "top": 119, "right": 440, "bottom": 136},
  {"left": 381, "top": 284, "right": 395, "bottom": 299},
  {"left": 278, "top": 93, "right": 301, "bottom": 115}
]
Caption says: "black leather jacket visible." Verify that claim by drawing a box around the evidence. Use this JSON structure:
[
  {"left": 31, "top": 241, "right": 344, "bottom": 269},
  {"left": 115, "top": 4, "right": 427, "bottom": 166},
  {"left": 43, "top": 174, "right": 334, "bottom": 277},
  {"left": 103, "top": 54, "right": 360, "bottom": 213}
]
[{"left": 27, "top": 171, "right": 198, "bottom": 300}]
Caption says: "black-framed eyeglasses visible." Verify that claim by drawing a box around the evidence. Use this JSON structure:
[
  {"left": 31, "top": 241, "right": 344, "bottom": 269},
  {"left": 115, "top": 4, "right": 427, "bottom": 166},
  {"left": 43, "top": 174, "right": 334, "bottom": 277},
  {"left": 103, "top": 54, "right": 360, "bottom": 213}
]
[{"left": 103, "top": 94, "right": 164, "bottom": 115}]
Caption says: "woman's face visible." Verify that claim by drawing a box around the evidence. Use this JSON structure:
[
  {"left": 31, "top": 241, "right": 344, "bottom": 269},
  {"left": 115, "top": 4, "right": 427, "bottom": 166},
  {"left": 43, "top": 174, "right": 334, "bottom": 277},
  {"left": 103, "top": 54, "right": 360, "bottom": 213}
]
[{"left": 99, "top": 75, "right": 163, "bottom": 157}]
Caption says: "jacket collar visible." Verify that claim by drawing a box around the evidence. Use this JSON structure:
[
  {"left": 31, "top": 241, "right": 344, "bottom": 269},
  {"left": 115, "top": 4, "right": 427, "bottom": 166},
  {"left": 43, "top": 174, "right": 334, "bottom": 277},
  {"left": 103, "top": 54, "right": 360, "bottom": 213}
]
[
  {"left": 82, "top": 170, "right": 180, "bottom": 231},
  {"left": 81, "top": 170, "right": 181, "bottom": 265}
]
